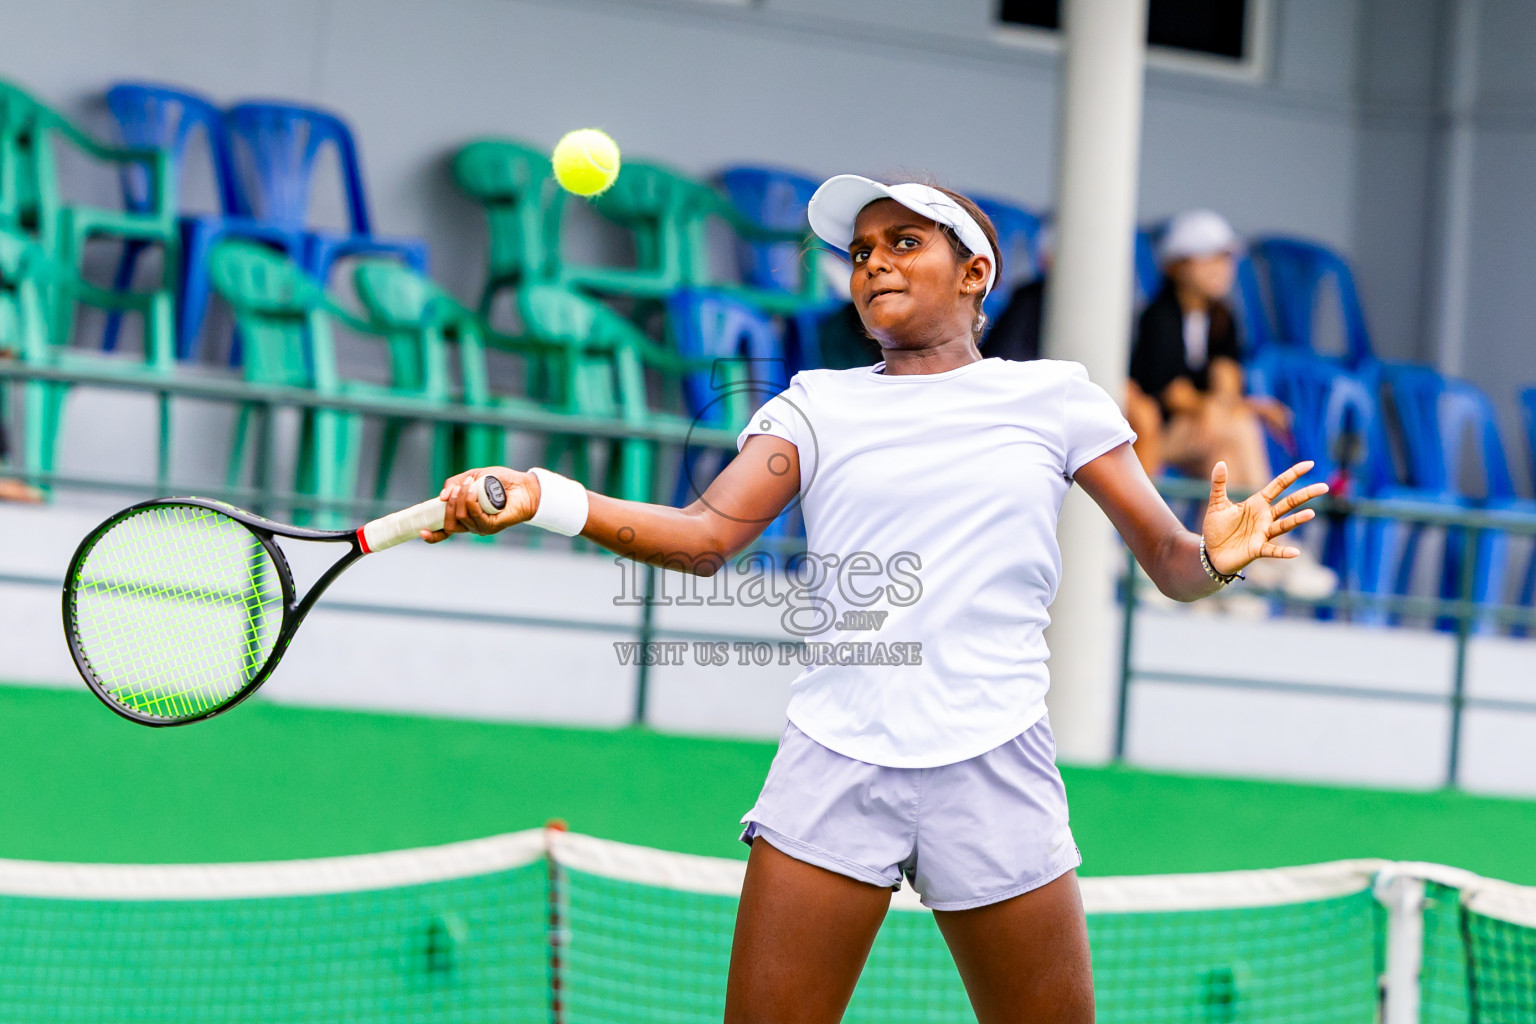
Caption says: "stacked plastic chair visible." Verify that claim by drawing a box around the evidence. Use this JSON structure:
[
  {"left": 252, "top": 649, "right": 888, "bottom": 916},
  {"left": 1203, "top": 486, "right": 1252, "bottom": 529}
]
[
  {"left": 1246, "top": 348, "right": 1391, "bottom": 601},
  {"left": 451, "top": 139, "right": 564, "bottom": 319},
  {"left": 1357, "top": 365, "right": 1533, "bottom": 632},
  {"left": 102, "top": 82, "right": 254, "bottom": 357},
  {"left": 104, "top": 86, "right": 429, "bottom": 362},
  {"left": 209, "top": 242, "right": 446, "bottom": 526},
  {"left": 717, "top": 165, "right": 841, "bottom": 374},
  {"left": 352, "top": 259, "right": 568, "bottom": 488},
  {"left": 1518, "top": 388, "right": 1536, "bottom": 619},
  {"left": 666, "top": 289, "right": 797, "bottom": 540},
  {"left": 1243, "top": 237, "right": 1374, "bottom": 368},
  {"left": 0, "top": 78, "right": 177, "bottom": 352},
  {"left": 517, "top": 283, "right": 752, "bottom": 506},
  {"left": 561, "top": 162, "right": 817, "bottom": 314},
  {"left": 0, "top": 227, "right": 175, "bottom": 492},
  {"left": 225, "top": 102, "right": 428, "bottom": 285}
]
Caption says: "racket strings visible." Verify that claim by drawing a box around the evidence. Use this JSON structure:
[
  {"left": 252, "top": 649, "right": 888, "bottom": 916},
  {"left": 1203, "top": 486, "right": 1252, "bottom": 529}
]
[{"left": 68, "top": 505, "right": 286, "bottom": 721}]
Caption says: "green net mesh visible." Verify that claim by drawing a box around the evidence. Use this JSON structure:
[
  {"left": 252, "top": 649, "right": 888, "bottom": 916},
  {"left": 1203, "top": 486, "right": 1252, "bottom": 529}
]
[
  {"left": 1088, "top": 892, "right": 1383, "bottom": 1024},
  {"left": 556, "top": 862, "right": 1384, "bottom": 1024},
  {"left": 1462, "top": 903, "right": 1536, "bottom": 1021},
  {"left": 1, "top": 833, "right": 1529, "bottom": 1022},
  {"left": 1420, "top": 881, "right": 1471, "bottom": 1024},
  {"left": 68, "top": 503, "right": 286, "bottom": 722},
  {"left": 0, "top": 860, "right": 548, "bottom": 1023}
]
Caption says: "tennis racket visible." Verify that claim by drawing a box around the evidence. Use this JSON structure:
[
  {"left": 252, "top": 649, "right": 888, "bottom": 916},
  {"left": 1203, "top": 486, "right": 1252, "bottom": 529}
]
[{"left": 62, "top": 475, "right": 508, "bottom": 727}]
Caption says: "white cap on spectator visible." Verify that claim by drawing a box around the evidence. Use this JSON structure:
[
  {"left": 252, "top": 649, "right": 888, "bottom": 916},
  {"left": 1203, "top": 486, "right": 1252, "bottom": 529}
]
[{"left": 1158, "top": 209, "right": 1240, "bottom": 264}]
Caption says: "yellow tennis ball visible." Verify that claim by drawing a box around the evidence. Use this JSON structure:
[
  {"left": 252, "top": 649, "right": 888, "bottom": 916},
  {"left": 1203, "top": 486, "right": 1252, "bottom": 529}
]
[{"left": 552, "top": 128, "right": 621, "bottom": 197}]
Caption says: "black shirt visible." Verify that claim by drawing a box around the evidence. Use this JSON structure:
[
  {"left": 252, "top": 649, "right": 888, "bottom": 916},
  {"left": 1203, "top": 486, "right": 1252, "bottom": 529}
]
[
  {"left": 1130, "top": 284, "right": 1241, "bottom": 419},
  {"left": 982, "top": 277, "right": 1045, "bottom": 363}
]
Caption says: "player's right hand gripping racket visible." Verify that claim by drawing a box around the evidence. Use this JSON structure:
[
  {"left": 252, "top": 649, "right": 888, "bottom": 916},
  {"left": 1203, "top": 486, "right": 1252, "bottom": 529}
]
[{"left": 62, "top": 475, "right": 508, "bottom": 727}]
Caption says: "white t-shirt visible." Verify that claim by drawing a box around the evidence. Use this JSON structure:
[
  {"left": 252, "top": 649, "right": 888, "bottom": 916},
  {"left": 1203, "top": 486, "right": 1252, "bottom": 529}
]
[
  {"left": 1183, "top": 309, "right": 1210, "bottom": 370},
  {"left": 735, "top": 357, "right": 1135, "bottom": 769}
]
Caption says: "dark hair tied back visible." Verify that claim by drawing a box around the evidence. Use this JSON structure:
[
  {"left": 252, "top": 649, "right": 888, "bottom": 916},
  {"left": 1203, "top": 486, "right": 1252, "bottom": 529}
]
[{"left": 931, "top": 186, "right": 1002, "bottom": 344}]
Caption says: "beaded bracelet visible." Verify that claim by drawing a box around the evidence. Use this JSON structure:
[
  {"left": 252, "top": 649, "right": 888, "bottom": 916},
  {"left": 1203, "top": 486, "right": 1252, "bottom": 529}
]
[{"left": 1199, "top": 536, "right": 1246, "bottom": 587}]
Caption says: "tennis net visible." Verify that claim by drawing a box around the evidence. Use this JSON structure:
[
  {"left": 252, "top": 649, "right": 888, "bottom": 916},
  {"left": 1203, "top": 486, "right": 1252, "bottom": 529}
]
[
  {"left": 0, "top": 827, "right": 1530, "bottom": 1022},
  {"left": 1409, "top": 863, "right": 1536, "bottom": 1024},
  {"left": 552, "top": 833, "right": 1385, "bottom": 1023},
  {"left": 0, "top": 831, "right": 550, "bottom": 1023}
]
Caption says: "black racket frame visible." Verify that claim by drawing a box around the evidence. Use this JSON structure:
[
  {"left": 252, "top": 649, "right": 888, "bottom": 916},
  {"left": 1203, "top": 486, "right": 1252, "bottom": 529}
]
[{"left": 64, "top": 497, "right": 368, "bottom": 727}]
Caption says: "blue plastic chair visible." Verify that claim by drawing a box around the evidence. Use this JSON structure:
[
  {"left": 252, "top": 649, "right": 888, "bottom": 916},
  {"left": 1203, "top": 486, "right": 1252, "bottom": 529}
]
[
  {"left": 1245, "top": 348, "right": 1330, "bottom": 475},
  {"left": 717, "top": 167, "right": 817, "bottom": 293},
  {"left": 971, "top": 195, "right": 1045, "bottom": 327},
  {"left": 1516, "top": 388, "right": 1536, "bottom": 618},
  {"left": 223, "top": 101, "right": 428, "bottom": 350},
  {"left": 716, "top": 165, "right": 834, "bottom": 374},
  {"left": 1244, "top": 237, "right": 1374, "bottom": 367},
  {"left": 1362, "top": 366, "right": 1528, "bottom": 631},
  {"left": 1248, "top": 352, "right": 1392, "bottom": 599},
  {"left": 667, "top": 289, "right": 799, "bottom": 540},
  {"left": 105, "top": 83, "right": 314, "bottom": 360},
  {"left": 105, "top": 83, "right": 317, "bottom": 363},
  {"left": 1232, "top": 253, "right": 1279, "bottom": 355},
  {"left": 103, "top": 82, "right": 242, "bottom": 353},
  {"left": 1134, "top": 225, "right": 1164, "bottom": 307}
]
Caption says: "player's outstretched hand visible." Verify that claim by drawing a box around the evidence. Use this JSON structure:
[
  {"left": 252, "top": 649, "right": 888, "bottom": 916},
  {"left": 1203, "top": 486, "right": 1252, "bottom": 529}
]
[
  {"left": 421, "top": 467, "right": 541, "bottom": 543},
  {"left": 1202, "top": 460, "right": 1329, "bottom": 576}
]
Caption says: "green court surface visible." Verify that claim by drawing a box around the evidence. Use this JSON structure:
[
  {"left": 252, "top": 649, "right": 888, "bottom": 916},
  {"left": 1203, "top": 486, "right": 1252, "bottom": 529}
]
[{"left": 3, "top": 682, "right": 1534, "bottom": 881}]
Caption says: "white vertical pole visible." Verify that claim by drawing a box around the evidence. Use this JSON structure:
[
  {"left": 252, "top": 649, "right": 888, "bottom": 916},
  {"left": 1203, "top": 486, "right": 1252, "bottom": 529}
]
[
  {"left": 1374, "top": 869, "right": 1426, "bottom": 1024},
  {"left": 1041, "top": 0, "right": 1149, "bottom": 764},
  {"left": 1427, "top": 0, "right": 1480, "bottom": 377}
]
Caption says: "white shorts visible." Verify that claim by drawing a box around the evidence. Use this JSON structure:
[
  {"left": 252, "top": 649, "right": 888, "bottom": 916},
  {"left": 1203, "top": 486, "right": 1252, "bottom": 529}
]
[{"left": 739, "top": 713, "right": 1081, "bottom": 911}]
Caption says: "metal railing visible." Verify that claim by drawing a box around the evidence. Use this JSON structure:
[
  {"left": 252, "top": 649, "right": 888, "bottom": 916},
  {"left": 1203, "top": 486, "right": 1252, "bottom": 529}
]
[
  {"left": 0, "top": 358, "right": 742, "bottom": 521},
  {"left": 1117, "top": 476, "right": 1536, "bottom": 787}
]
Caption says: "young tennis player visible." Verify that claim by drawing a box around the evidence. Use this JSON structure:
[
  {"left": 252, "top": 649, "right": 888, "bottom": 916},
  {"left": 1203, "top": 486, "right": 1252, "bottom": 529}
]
[{"left": 427, "top": 175, "right": 1327, "bottom": 1024}]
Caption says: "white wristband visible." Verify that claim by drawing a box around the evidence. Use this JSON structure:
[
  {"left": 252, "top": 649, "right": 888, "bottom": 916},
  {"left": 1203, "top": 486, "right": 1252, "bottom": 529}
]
[{"left": 527, "top": 468, "right": 589, "bottom": 536}]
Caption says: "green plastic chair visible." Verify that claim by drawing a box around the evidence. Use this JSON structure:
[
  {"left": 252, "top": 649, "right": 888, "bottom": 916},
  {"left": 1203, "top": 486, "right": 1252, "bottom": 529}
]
[
  {"left": 209, "top": 241, "right": 452, "bottom": 526},
  {"left": 0, "top": 79, "right": 177, "bottom": 348},
  {"left": 0, "top": 226, "right": 175, "bottom": 492},
  {"left": 352, "top": 259, "right": 566, "bottom": 489},
  {"left": 517, "top": 283, "right": 751, "bottom": 504},
  {"left": 451, "top": 139, "right": 565, "bottom": 319},
  {"left": 560, "top": 160, "right": 818, "bottom": 315}
]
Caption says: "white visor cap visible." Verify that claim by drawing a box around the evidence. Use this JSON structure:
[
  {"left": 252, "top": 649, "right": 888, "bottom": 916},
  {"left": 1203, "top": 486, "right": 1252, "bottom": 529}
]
[
  {"left": 1158, "top": 209, "right": 1241, "bottom": 265},
  {"left": 808, "top": 175, "right": 997, "bottom": 295}
]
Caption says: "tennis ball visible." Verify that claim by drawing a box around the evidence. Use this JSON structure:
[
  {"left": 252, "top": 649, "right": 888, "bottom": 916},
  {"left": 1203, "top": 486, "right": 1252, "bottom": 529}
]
[{"left": 552, "top": 128, "right": 621, "bottom": 197}]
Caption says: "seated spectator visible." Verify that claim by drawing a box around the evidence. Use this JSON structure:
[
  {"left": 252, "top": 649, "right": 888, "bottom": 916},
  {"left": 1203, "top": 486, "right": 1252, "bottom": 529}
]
[
  {"left": 1130, "top": 210, "right": 1330, "bottom": 597},
  {"left": 1130, "top": 210, "right": 1286, "bottom": 488}
]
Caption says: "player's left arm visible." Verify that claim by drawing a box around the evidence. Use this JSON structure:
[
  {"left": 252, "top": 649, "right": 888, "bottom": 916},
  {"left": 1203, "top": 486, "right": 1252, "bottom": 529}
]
[{"left": 1071, "top": 443, "right": 1327, "bottom": 601}]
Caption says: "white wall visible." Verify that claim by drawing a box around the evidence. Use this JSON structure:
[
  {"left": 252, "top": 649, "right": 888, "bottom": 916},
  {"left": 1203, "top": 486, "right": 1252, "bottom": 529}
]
[
  {"left": 1350, "top": 0, "right": 1443, "bottom": 365},
  {"left": 1350, "top": 0, "right": 1536, "bottom": 468},
  {"left": 1461, "top": 0, "right": 1536, "bottom": 453}
]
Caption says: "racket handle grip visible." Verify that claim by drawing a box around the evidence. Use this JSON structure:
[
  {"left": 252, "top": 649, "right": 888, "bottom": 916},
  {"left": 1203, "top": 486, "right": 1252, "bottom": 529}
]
[{"left": 359, "top": 474, "right": 507, "bottom": 554}]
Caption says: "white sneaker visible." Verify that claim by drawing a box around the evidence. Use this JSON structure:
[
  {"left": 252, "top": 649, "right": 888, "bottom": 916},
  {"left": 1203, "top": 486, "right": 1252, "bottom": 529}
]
[
  {"left": 1278, "top": 550, "right": 1338, "bottom": 599},
  {"left": 1217, "top": 590, "right": 1272, "bottom": 620},
  {"left": 1242, "top": 557, "right": 1287, "bottom": 592},
  {"left": 1240, "top": 552, "right": 1337, "bottom": 600}
]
